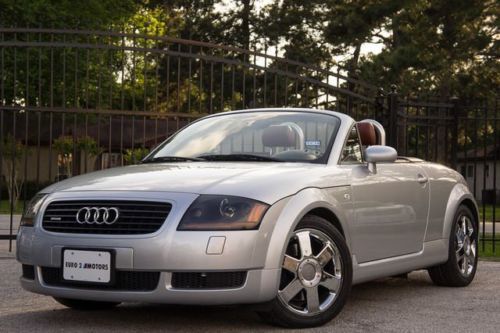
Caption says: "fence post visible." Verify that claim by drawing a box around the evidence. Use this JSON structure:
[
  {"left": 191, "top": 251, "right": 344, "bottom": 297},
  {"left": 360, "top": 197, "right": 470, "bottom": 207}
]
[
  {"left": 450, "top": 96, "right": 460, "bottom": 170},
  {"left": 374, "top": 88, "right": 385, "bottom": 121},
  {"left": 387, "top": 85, "right": 399, "bottom": 149}
]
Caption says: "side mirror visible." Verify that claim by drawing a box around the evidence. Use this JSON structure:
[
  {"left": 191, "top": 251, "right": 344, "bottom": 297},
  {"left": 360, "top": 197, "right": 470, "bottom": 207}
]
[{"left": 364, "top": 145, "right": 397, "bottom": 173}]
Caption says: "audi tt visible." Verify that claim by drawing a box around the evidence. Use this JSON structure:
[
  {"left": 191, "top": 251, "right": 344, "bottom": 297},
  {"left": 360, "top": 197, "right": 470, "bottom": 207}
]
[{"left": 17, "top": 108, "right": 479, "bottom": 327}]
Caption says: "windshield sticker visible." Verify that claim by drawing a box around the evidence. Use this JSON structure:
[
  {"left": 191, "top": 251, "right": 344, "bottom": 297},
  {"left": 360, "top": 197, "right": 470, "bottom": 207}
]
[{"left": 305, "top": 140, "right": 321, "bottom": 148}]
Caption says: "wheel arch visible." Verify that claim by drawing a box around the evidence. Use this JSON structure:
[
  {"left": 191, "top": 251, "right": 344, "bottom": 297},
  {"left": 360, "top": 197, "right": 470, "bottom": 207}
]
[
  {"left": 306, "top": 207, "right": 345, "bottom": 238},
  {"left": 263, "top": 187, "right": 352, "bottom": 271},
  {"left": 442, "top": 183, "right": 479, "bottom": 241},
  {"left": 460, "top": 198, "right": 479, "bottom": 231}
]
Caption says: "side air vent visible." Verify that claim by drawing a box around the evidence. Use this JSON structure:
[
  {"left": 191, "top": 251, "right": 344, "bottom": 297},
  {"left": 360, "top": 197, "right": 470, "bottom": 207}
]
[{"left": 171, "top": 271, "right": 247, "bottom": 289}]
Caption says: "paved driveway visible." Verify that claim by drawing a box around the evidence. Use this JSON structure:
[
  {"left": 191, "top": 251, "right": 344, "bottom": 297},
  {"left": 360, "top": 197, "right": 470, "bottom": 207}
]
[{"left": 1, "top": 242, "right": 499, "bottom": 333}]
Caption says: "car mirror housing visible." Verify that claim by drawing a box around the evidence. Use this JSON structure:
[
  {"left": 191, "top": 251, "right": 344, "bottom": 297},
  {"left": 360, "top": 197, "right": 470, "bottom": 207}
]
[{"left": 364, "top": 145, "right": 397, "bottom": 173}]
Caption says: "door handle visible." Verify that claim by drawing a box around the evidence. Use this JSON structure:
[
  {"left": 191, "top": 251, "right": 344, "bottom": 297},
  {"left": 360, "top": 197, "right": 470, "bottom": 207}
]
[{"left": 417, "top": 174, "right": 428, "bottom": 184}]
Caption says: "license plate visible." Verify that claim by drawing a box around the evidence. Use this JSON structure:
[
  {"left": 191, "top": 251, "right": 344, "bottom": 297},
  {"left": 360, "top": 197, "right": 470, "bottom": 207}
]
[{"left": 62, "top": 249, "right": 112, "bottom": 283}]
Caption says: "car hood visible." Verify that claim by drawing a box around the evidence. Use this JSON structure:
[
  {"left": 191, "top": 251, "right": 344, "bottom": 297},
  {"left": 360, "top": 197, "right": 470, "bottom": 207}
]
[{"left": 42, "top": 162, "right": 349, "bottom": 204}]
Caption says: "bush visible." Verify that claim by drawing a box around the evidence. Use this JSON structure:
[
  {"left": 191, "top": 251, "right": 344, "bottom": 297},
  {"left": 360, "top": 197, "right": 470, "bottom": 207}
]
[{"left": 123, "top": 147, "right": 150, "bottom": 165}]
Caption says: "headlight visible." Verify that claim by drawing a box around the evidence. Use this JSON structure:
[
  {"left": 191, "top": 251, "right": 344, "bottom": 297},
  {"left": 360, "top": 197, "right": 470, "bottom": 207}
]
[
  {"left": 178, "top": 195, "right": 269, "bottom": 231},
  {"left": 20, "top": 193, "right": 47, "bottom": 227}
]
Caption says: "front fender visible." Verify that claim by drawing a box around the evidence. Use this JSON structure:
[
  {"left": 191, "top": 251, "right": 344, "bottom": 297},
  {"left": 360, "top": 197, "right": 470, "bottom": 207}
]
[
  {"left": 442, "top": 183, "right": 479, "bottom": 241},
  {"left": 263, "top": 186, "right": 352, "bottom": 270}
]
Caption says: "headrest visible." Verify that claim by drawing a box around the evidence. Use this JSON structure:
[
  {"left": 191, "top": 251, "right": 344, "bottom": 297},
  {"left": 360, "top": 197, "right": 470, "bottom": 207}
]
[
  {"left": 262, "top": 125, "right": 296, "bottom": 147},
  {"left": 357, "top": 122, "right": 377, "bottom": 146}
]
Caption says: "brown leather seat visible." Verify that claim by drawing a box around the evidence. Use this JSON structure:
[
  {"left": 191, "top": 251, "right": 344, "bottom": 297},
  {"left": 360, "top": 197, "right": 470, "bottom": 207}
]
[
  {"left": 357, "top": 122, "right": 377, "bottom": 146},
  {"left": 262, "top": 125, "right": 296, "bottom": 147}
]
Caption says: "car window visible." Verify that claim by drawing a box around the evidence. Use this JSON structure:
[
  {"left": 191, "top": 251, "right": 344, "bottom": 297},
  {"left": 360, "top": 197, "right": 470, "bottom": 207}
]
[
  {"left": 340, "top": 125, "right": 363, "bottom": 164},
  {"left": 148, "top": 111, "right": 341, "bottom": 164}
]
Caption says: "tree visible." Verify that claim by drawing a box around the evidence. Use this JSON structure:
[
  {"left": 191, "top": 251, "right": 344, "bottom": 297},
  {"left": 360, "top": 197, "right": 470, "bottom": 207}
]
[
  {"left": 1, "top": 136, "right": 27, "bottom": 210},
  {"left": 256, "top": 0, "right": 498, "bottom": 99},
  {"left": 347, "top": 0, "right": 498, "bottom": 99},
  {"left": 53, "top": 136, "right": 100, "bottom": 177},
  {"left": 0, "top": 0, "right": 138, "bottom": 28},
  {"left": 1, "top": 0, "right": 496, "bottom": 112}
]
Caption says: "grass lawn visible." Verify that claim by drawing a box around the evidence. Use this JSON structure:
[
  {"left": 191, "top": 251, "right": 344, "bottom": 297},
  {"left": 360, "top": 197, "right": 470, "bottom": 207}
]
[
  {"left": 0, "top": 201, "right": 23, "bottom": 214},
  {"left": 479, "top": 234, "right": 500, "bottom": 260},
  {"left": 478, "top": 204, "right": 500, "bottom": 222}
]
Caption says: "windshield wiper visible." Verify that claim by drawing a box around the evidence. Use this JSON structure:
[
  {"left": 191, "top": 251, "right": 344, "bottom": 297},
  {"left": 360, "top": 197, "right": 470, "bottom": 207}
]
[
  {"left": 142, "top": 156, "right": 205, "bottom": 163},
  {"left": 197, "top": 154, "right": 283, "bottom": 162}
]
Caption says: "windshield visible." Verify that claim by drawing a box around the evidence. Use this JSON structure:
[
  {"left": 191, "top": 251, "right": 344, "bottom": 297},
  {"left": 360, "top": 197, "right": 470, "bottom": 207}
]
[{"left": 147, "top": 111, "right": 341, "bottom": 164}]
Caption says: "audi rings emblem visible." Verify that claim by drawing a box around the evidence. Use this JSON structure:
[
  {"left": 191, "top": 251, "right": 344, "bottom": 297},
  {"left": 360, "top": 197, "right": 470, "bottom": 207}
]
[{"left": 76, "top": 207, "right": 120, "bottom": 225}]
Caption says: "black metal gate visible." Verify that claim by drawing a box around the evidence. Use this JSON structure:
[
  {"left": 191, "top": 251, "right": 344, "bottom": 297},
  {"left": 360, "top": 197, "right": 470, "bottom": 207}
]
[
  {"left": 0, "top": 28, "right": 497, "bottom": 255},
  {"left": 396, "top": 96, "right": 499, "bottom": 254}
]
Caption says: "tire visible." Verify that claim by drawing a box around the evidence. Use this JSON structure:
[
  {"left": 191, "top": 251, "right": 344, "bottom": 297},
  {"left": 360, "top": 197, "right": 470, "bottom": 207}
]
[
  {"left": 428, "top": 205, "right": 478, "bottom": 287},
  {"left": 53, "top": 297, "right": 120, "bottom": 310},
  {"left": 258, "top": 215, "right": 352, "bottom": 328}
]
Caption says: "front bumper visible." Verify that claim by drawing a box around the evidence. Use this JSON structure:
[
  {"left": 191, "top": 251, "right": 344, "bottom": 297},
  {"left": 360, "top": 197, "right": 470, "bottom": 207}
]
[
  {"left": 19, "top": 267, "right": 280, "bottom": 305},
  {"left": 16, "top": 191, "right": 287, "bottom": 305}
]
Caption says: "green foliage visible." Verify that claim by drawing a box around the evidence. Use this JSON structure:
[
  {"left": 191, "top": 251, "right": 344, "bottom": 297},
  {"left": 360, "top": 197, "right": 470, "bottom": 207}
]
[
  {"left": 347, "top": 0, "right": 497, "bottom": 99},
  {"left": 77, "top": 136, "right": 101, "bottom": 156},
  {"left": 0, "top": 0, "right": 138, "bottom": 28},
  {"left": 1, "top": 136, "right": 28, "bottom": 210},
  {"left": 52, "top": 136, "right": 74, "bottom": 155},
  {"left": 1, "top": 135, "right": 26, "bottom": 160},
  {"left": 53, "top": 136, "right": 100, "bottom": 155},
  {"left": 0, "top": 0, "right": 495, "bottom": 113},
  {"left": 123, "top": 148, "right": 150, "bottom": 165},
  {"left": 257, "top": 0, "right": 498, "bottom": 100}
]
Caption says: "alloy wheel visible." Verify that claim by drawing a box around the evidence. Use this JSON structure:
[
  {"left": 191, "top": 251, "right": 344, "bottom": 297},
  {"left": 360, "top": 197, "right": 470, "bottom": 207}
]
[
  {"left": 278, "top": 228, "right": 343, "bottom": 316},
  {"left": 455, "top": 215, "right": 476, "bottom": 277}
]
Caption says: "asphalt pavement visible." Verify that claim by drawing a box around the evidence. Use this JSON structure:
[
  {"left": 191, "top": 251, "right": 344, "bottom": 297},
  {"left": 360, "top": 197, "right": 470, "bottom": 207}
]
[{"left": 1, "top": 241, "right": 499, "bottom": 332}]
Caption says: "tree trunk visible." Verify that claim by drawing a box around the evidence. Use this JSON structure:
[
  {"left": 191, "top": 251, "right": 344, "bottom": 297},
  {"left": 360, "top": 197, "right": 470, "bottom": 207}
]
[
  {"left": 348, "top": 43, "right": 361, "bottom": 78},
  {"left": 240, "top": 0, "right": 253, "bottom": 51},
  {"left": 3, "top": 160, "right": 23, "bottom": 211}
]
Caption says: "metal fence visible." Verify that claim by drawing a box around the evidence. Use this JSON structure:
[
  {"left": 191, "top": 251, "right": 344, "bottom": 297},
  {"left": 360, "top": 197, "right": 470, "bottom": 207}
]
[
  {"left": 0, "top": 27, "right": 385, "bottom": 250},
  {"left": 0, "top": 28, "right": 497, "bottom": 255},
  {"left": 396, "top": 96, "right": 499, "bottom": 254}
]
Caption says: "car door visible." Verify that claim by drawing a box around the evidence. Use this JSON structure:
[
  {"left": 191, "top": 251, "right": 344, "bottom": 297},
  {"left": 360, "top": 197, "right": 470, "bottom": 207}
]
[{"left": 339, "top": 125, "right": 430, "bottom": 263}]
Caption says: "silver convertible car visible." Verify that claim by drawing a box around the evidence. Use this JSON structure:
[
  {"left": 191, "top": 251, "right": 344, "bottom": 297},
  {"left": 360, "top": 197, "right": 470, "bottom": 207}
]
[{"left": 17, "top": 108, "right": 478, "bottom": 328}]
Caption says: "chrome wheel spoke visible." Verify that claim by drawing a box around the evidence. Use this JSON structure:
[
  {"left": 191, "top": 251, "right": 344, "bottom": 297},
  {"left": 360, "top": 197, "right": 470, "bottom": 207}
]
[
  {"left": 470, "top": 240, "right": 477, "bottom": 258},
  {"left": 465, "top": 217, "right": 474, "bottom": 237},
  {"left": 462, "top": 255, "right": 469, "bottom": 273},
  {"left": 456, "top": 220, "right": 465, "bottom": 250},
  {"left": 456, "top": 232, "right": 464, "bottom": 251},
  {"left": 467, "top": 253, "right": 475, "bottom": 267},
  {"left": 279, "top": 278, "right": 303, "bottom": 303},
  {"left": 320, "top": 272, "right": 341, "bottom": 293},
  {"left": 306, "top": 287, "right": 320, "bottom": 313},
  {"left": 283, "top": 255, "right": 300, "bottom": 273},
  {"left": 461, "top": 217, "right": 467, "bottom": 237},
  {"left": 316, "top": 243, "right": 334, "bottom": 267},
  {"left": 296, "top": 231, "right": 313, "bottom": 257}
]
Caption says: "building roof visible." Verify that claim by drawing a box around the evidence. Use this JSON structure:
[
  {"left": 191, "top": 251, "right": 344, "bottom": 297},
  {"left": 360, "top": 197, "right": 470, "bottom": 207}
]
[{"left": 3, "top": 112, "right": 190, "bottom": 151}]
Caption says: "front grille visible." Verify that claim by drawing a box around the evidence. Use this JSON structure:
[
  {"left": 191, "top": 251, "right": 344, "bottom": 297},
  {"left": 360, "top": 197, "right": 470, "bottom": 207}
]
[
  {"left": 41, "top": 267, "right": 160, "bottom": 291},
  {"left": 171, "top": 271, "right": 247, "bottom": 289},
  {"left": 42, "top": 200, "right": 172, "bottom": 235},
  {"left": 22, "top": 264, "right": 35, "bottom": 280}
]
